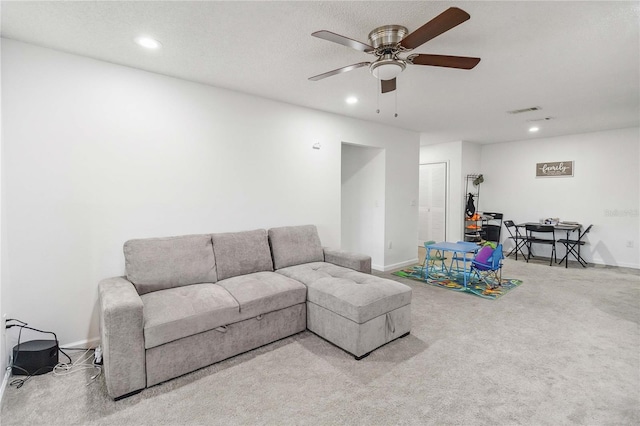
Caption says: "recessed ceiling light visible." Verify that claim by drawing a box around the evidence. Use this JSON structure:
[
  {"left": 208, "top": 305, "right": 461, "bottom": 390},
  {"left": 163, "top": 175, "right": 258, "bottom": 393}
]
[
  {"left": 529, "top": 126, "right": 540, "bottom": 133},
  {"left": 135, "top": 36, "right": 162, "bottom": 49},
  {"left": 345, "top": 96, "right": 358, "bottom": 104}
]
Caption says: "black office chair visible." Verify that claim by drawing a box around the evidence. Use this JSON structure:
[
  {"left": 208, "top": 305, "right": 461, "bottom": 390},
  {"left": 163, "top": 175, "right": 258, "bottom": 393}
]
[
  {"left": 557, "top": 225, "right": 592, "bottom": 268},
  {"left": 525, "top": 224, "right": 556, "bottom": 266},
  {"left": 503, "top": 220, "right": 528, "bottom": 260}
]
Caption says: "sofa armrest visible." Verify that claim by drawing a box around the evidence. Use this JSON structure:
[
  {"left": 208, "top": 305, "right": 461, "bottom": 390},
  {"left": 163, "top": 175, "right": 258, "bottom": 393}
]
[
  {"left": 323, "top": 248, "right": 372, "bottom": 274},
  {"left": 99, "top": 276, "right": 146, "bottom": 399}
]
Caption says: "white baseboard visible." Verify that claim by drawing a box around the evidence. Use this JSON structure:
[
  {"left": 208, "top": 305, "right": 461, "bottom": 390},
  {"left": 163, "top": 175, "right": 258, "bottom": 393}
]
[
  {"left": 61, "top": 336, "right": 100, "bottom": 350},
  {"left": 373, "top": 258, "right": 419, "bottom": 273},
  {"left": 0, "top": 367, "right": 11, "bottom": 405},
  {"left": 590, "top": 257, "right": 639, "bottom": 270}
]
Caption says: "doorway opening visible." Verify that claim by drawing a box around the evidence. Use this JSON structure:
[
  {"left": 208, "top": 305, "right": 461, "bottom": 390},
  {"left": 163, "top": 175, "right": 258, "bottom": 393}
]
[{"left": 341, "top": 143, "right": 385, "bottom": 270}]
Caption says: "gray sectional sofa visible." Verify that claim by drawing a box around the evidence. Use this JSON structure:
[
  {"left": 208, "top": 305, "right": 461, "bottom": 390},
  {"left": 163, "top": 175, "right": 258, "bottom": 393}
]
[{"left": 98, "top": 225, "right": 411, "bottom": 400}]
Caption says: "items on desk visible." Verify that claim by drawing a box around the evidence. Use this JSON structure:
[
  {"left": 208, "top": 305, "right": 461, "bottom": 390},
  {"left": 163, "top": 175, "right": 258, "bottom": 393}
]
[{"left": 540, "top": 217, "right": 560, "bottom": 225}]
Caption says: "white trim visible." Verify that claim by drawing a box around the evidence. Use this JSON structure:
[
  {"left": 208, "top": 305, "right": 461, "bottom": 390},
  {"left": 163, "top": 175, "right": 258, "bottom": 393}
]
[
  {"left": 0, "top": 367, "right": 11, "bottom": 404},
  {"left": 61, "top": 337, "right": 100, "bottom": 350},
  {"left": 590, "top": 258, "right": 639, "bottom": 270},
  {"left": 614, "top": 262, "right": 639, "bottom": 269},
  {"left": 374, "top": 258, "right": 419, "bottom": 272}
]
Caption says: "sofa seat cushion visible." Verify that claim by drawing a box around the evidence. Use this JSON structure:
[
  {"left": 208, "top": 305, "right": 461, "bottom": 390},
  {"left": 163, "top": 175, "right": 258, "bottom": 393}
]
[
  {"left": 276, "top": 262, "right": 411, "bottom": 324},
  {"left": 141, "top": 284, "right": 239, "bottom": 349},
  {"left": 217, "top": 272, "right": 307, "bottom": 321},
  {"left": 124, "top": 234, "right": 217, "bottom": 295}
]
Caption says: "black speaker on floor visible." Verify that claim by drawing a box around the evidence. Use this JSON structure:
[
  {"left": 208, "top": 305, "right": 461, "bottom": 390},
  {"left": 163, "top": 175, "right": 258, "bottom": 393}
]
[{"left": 12, "top": 339, "right": 59, "bottom": 376}]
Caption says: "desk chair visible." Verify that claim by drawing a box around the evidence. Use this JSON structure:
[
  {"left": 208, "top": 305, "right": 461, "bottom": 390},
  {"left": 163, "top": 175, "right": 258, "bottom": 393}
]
[
  {"left": 470, "top": 244, "right": 504, "bottom": 289},
  {"left": 557, "top": 224, "right": 592, "bottom": 268},
  {"left": 422, "top": 240, "right": 447, "bottom": 273},
  {"left": 525, "top": 224, "right": 556, "bottom": 266},
  {"left": 504, "top": 220, "right": 528, "bottom": 260}
]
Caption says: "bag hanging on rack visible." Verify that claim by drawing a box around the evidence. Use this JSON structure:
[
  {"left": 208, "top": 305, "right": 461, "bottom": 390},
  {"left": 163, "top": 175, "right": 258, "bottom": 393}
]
[{"left": 465, "top": 193, "right": 476, "bottom": 218}]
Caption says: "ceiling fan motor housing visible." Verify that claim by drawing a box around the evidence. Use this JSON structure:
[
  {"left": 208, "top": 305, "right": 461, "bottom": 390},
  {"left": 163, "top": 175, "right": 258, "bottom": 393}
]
[{"left": 368, "top": 25, "right": 408, "bottom": 49}]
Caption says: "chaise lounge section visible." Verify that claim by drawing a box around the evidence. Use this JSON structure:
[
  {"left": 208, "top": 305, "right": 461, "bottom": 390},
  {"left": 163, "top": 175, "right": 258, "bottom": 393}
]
[
  {"left": 98, "top": 225, "right": 411, "bottom": 399},
  {"left": 269, "top": 225, "right": 412, "bottom": 359}
]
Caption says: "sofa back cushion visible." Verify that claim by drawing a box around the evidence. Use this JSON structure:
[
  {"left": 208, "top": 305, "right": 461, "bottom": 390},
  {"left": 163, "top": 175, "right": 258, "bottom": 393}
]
[
  {"left": 212, "top": 229, "right": 274, "bottom": 281},
  {"left": 124, "top": 234, "right": 217, "bottom": 295},
  {"left": 268, "top": 225, "right": 324, "bottom": 270}
]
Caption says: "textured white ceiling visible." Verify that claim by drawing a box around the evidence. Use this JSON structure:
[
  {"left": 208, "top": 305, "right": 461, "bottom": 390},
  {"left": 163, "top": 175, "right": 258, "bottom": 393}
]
[{"left": 2, "top": 1, "right": 639, "bottom": 144}]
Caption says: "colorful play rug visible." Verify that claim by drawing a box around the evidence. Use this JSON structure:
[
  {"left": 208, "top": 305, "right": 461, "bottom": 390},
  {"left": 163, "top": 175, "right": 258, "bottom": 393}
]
[{"left": 393, "top": 265, "right": 523, "bottom": 300}]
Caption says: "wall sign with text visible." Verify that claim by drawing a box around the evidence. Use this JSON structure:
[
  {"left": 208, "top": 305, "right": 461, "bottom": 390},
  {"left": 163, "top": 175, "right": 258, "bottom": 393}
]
[{"left": 536, "top": 161, "right": 574, "bottom": 177}]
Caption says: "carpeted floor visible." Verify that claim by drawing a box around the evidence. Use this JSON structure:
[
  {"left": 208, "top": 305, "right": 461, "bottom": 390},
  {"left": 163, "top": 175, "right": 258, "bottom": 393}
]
[{"left": 1, "top": 258, "right": 639, "bottom": 425}]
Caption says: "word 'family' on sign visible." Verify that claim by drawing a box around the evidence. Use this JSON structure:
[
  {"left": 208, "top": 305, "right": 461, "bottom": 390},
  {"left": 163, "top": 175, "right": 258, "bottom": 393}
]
[{"left": 536, "top": 161, "right": 573, "bottom": 177}]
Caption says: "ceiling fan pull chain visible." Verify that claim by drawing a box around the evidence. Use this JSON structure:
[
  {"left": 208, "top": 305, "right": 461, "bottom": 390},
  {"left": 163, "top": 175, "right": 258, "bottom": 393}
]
[
  {"left": 394, "top": 89, "right": 398, "bottom": 117},
  {"left": 376, "top": 80, "right": 380, "bottom": 114}
]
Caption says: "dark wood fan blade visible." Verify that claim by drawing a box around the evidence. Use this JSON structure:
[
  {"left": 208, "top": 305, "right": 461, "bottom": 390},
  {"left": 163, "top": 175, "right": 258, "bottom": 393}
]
[
  {"left": 308, "top": 62, "right": 371, "bottom": 81},
  {"left": 400, "top": 7, "right": 470, "bottom": 50},
  {"left": 381, "top": 78, "right": 396, "bottom": 93},
  {"left": 312, "top": 30, "right": 374, "bottom": 53},
  {"left": 410, "top": 54, "right": 480, "bottom": 69}
]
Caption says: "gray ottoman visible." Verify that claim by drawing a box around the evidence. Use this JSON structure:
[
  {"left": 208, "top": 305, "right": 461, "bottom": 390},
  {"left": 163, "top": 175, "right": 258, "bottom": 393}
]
[{"left": 277, "top": 262, "right": 412, "bottom": 359}]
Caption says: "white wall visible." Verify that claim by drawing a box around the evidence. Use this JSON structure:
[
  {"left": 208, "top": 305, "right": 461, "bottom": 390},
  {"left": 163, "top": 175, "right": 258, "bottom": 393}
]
[
  {"left": 0, "top": 39, "right": 419, "bottom": 348},
  {"left": 343, "top": 127, "right": 419, "bottom": 271},
  {"left": 0, "top": 33, "right": 6, "bottom": 393},
  {"left": 341, "top": 144, "right": 385, "bottom": 270},
  {"left": 481, "top": 127, "right": 640, "bottom": 268}
]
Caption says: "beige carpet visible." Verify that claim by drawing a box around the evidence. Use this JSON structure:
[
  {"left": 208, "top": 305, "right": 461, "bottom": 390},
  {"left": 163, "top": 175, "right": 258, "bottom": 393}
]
[{"left": 1, "top": 258, "right": 639, "bottom": 425}]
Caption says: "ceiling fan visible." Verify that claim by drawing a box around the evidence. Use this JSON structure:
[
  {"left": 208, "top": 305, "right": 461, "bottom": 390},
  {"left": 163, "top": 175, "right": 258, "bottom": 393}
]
[{"left": 309, "top": 7, "right": 481, "bottom": 93}]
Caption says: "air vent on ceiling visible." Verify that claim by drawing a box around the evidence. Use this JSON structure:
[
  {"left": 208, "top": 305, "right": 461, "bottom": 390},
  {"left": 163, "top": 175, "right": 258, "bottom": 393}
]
[
  {"left": 527, "top": 117, "right": 554, "bottom": 122},
  {"left": 507, "top": 106, "right": 542, "bottom": 114}
]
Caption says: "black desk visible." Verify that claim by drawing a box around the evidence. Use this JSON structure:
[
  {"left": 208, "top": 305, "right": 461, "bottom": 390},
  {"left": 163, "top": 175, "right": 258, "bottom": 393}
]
[{"left": 517, "top": 222, "right": 582, "bottom": 266}]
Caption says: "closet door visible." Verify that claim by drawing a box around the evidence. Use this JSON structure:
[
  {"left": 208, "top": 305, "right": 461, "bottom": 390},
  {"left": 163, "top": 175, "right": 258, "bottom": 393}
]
[{"left": 418, "top": 162, "right": 447, "bottom": 246}]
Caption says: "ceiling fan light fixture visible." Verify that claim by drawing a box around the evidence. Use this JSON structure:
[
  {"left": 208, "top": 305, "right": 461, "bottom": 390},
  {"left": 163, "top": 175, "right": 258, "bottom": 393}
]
[{"left": 370, "top": 59, "right": 406, "bottom": 80}]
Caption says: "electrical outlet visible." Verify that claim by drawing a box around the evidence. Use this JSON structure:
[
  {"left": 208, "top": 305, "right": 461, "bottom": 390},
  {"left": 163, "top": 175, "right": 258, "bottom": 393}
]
[{"left": 626, "top": 240, "right": 634, "bottom": 248}]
